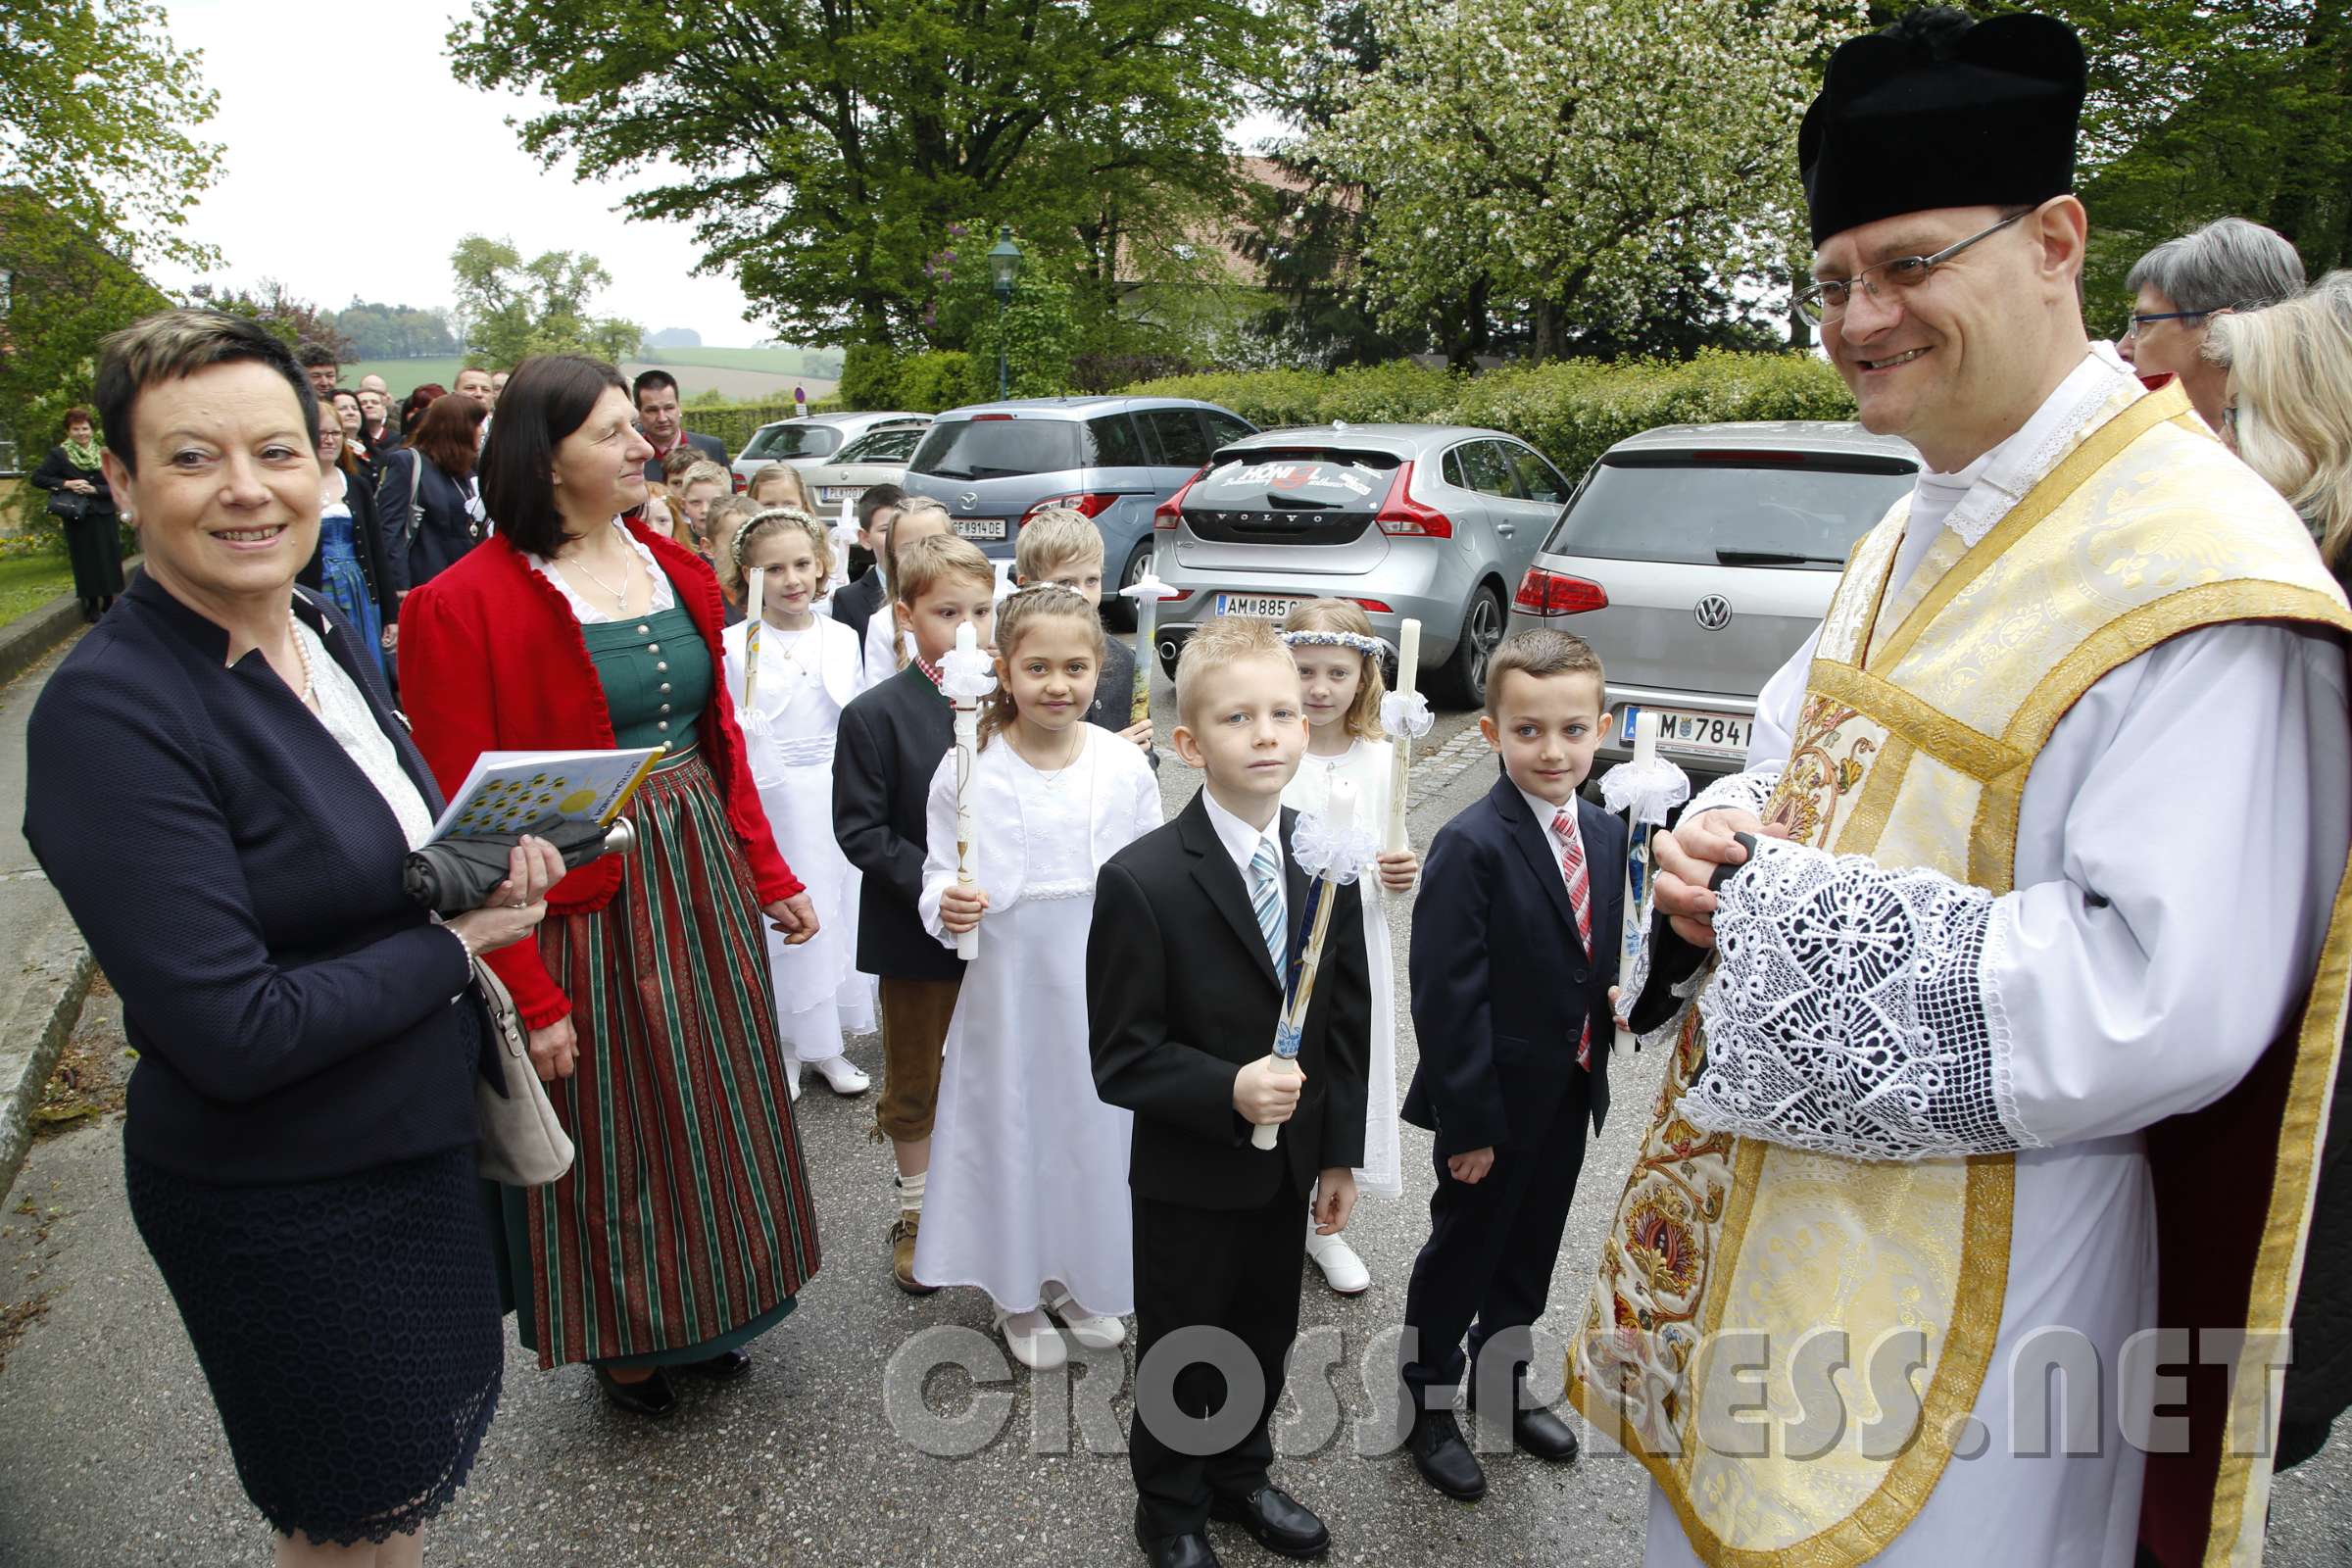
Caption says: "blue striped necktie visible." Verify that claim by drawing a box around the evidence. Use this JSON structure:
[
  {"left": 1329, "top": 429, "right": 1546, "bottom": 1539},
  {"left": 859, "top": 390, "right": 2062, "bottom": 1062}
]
[{"left": 1250, "top": 838, "right": 1286, "bottom": 976}]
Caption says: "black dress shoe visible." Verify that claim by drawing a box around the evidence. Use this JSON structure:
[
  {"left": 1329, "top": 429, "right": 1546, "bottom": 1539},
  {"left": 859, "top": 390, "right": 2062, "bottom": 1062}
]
[
  {"left": 1134, "top": 1512, "right": 1222, "bottom": 1568},
  {"left": 678, "top": 1348, "right": 753, "bottom": 1381},
  {"left": 593, "top": 1365, "right": 678, "bottom": 1417},
  {"left": 1408, "top": 1408, "right": 1488, "bottom": 1500},
  {"left": 1209, "top": 1484, "right": 1329, "bottom": 1558},
  {"left": 1511, "top": 1403, "right": 1580, "bottom": 1461}
]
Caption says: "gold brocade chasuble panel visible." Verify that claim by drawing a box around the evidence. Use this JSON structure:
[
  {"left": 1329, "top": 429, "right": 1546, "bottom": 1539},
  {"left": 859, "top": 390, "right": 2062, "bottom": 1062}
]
[{"left": 1567, "top": 382, "right": 2352, "bottom": 1568}]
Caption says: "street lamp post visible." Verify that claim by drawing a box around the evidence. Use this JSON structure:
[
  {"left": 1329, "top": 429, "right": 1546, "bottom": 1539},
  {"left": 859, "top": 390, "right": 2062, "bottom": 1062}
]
[{"left": 987, "top": 226, "right": 1023, "bottom": 400}]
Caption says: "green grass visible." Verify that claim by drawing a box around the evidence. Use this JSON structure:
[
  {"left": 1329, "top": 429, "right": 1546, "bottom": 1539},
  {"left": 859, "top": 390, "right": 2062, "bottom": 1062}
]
[
  {"left": 637, "top": 345, "right": 845, "bottom": 378},
  {"left": 0, "top": 554, "right": 76, "bottom": 628},
  {"left": 345, "top": 357, "right": 473, "bottom": 403}
]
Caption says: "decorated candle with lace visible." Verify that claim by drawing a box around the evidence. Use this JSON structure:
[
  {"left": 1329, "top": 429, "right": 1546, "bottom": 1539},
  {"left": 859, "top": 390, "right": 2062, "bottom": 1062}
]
[
  {"left": 1253, "top": 778, "right": 1377, "bottom": 1152},
  {"left": 940, "top": 620, "right": 999, "bottom": 960},
  {"left": 1597, "top": 709, "right": 1690, "bottom": 1041}
]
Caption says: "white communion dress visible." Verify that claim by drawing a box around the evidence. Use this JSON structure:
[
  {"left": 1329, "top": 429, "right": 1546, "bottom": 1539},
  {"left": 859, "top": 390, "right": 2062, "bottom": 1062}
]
[
  {"left": 720, "top": 612, "right": 877, "bottom": 1061},
  {"left": 912, "top": 724, "right": 1161, "bottom": 1314}
]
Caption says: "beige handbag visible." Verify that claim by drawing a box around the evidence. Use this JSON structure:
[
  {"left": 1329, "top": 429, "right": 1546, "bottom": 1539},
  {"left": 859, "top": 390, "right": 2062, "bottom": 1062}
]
[{"left": 470, "top": 956, "right": 574, "bottom": 1186}]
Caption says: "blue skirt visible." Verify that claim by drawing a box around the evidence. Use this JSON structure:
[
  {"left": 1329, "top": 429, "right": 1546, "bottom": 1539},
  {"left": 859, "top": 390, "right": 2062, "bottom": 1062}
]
[
  {"left": 126, "top": 1141, "right": 503, "bottom": 1545},
  {"left": 317, "top": 511, "right": 386, "bottom": 682}
]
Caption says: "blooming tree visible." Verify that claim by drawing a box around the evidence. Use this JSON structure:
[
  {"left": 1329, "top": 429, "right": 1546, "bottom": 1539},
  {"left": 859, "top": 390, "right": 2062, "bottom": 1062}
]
[{"left": 1311, "top": 0, "right": 1856, "bottom": 359}]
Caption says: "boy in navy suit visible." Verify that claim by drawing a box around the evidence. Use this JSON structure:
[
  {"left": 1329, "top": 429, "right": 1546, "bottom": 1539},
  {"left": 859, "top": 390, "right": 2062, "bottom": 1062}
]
[{"left": 1397, "top": 628, "right": 1626, "bottom": 1500}]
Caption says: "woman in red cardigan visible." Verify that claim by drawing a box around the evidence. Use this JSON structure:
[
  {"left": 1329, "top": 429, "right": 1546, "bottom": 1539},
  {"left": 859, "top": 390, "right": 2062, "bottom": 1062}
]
[{"left": 401, "top": 355, "right": 822, "bottom": 1418}]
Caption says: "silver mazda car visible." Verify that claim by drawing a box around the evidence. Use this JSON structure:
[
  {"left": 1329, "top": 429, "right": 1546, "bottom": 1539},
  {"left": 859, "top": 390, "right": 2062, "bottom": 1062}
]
[
  {"left": 1506, "top": 420, "right": 1920, "bottom": 781},
  {"left": 1151, "top": 424, "right": 1568, "bottom": 706}
]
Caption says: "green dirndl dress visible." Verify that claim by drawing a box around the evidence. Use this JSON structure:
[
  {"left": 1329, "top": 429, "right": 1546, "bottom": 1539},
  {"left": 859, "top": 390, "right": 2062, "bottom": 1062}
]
[{"left": 499, "top": 603, "right": 821, "bottom": 1368}]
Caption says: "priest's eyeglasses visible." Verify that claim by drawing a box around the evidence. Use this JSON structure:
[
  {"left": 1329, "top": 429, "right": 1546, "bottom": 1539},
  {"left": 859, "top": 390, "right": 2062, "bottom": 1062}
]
[{"left": 1796, "top": 211, "right": 2032, "bottom": 324}]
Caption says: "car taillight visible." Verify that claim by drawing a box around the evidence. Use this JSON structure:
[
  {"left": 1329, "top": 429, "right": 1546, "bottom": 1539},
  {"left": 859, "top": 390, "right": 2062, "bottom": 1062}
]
[
  {"left": 1348, "top": 599, "right": 1393, "bottom": 613},
  {"left": 1374, "top": 462, "right": 1452, "bottom": 538},
  {"left": 1153, "top": 466, "right": 1207, "bottom": 530},
  {"left": 1021, "top": 492, "right": 1117, "bottom": 525},
  {"left": 732, "top": 471, "right": 748, "bottom": 493},
  {"left": 1514, "top": 565, "right": 1608, "bottom": 615}
]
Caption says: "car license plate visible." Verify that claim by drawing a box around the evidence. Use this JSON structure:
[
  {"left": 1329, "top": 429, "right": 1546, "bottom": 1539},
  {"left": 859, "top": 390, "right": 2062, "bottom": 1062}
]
[
  {"left": 952, "top": 517, "right": 1007, "bottom": 541},
  {"left": 1618, "top": 704, "right": 1752, "bottom": 760},
  {"left": 817, "top": 485, "right": 865, "bottom": 505},
  {"left": 1213, "top": 593, "right": 1308, "bottom": 618}
]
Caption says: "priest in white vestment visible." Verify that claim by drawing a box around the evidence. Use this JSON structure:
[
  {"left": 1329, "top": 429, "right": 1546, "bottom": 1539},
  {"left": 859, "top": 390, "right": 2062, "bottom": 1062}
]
[{"left": 1568, "top": 11, "right": 2352, "bottom": 1568}]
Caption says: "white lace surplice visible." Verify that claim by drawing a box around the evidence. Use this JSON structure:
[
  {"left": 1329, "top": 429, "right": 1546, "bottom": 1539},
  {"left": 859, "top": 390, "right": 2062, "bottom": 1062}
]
[
  {"left": 1643, "top": 349, "right": 2352, "bottom": 1568},
  {"left": 1283, "top": 738, "right": 1405, "bottom": 1199}
]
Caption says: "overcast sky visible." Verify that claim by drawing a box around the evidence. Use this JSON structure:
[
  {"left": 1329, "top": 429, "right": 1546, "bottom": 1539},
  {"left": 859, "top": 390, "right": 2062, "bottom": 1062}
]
[{"left": 153, "top": 0, "right": 1289, "bottom": 350}]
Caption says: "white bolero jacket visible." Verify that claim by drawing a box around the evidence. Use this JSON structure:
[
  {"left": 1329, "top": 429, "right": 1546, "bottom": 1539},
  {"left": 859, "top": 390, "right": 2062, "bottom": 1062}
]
[{"left": 917, "top": 723, "right": 1160, "bottom": 945}]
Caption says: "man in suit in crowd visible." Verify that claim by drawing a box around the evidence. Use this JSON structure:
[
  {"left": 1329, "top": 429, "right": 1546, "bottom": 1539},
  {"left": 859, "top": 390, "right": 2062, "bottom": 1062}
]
[{"left": 634, "top": 368, "right": 729, "bottom": 482}]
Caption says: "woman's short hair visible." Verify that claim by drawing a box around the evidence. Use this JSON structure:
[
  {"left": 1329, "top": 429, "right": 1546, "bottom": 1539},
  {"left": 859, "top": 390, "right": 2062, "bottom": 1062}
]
[
  {"left": 60, "top": 407, "right": 93, "bottom": 436},
  {"left": 679, "top": 459, "right": 730, "bottom": 494},
  {"left": 477, "top": 354, "right": 629, "bottom": 558},
  {"left": 406, "top": 394, "right": 487, "bottom": 482},
  {"left": 2208, "top": 270, "right": 2352, "bottom": 572},
  {"left": 2127, "top": 218, "right": 2307, "bottom": 316},
  {"left": 93, "top": 309, "right": 316, "bottom": 476}
]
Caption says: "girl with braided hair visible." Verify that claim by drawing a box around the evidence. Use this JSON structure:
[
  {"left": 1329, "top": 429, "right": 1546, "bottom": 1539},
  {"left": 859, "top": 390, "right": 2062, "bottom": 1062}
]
[{"left": 719, "top": 506, "right": 877, "bottom": 1099}]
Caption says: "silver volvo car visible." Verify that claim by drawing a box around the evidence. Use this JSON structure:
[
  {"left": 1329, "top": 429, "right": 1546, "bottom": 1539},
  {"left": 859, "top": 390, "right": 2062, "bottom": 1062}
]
[
  {"left": 1151, "top": 424, "right": 1568, "bottom": 706},
  {"left": 1506, "top": 420, "right": 1920, "bottom": 781}
]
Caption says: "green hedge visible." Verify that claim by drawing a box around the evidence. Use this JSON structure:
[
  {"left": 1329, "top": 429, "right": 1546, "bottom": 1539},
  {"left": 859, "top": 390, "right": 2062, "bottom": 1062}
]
[
  {"left": 838, "top": 343, "right": 991, "bottom": 414},
  {"left": 1123, "top": 350, "right": 1858, "bottom": 482}
]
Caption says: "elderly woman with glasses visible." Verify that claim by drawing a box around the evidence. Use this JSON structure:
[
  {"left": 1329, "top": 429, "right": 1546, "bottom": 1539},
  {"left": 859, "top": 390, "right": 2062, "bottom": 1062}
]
[{"left": 2116, "top": 216, "right": 2306, "bottom": 431}]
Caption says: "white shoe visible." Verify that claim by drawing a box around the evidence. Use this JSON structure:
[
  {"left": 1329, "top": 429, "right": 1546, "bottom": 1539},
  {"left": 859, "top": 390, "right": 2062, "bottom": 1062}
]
[
  {"left": 1305, "top": 1222, "right": 1371, "bottom": 1295},
  {"left": 994, "top": 1307, "right": 1068, "bottom": 1370},
  {"left": 810, "top": 1054, "right": 871, "bottom": 1096},
  {"left": 785, "top": 1059, "right": 802, "bottom": 1102},
  {"left": 1044, "top": 1289, "right": 1127, "bottom": 1349}
]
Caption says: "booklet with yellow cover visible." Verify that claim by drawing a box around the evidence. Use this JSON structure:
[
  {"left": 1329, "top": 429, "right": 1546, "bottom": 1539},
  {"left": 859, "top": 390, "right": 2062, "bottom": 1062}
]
[{"left": 426, "top": 747, "right": 665, "bottom": 844}]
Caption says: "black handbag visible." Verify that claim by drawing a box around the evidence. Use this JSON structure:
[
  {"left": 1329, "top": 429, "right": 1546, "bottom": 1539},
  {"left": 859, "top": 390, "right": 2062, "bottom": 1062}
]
[{"left": 45, "top": 488, "right": 89, "bottom": 522}]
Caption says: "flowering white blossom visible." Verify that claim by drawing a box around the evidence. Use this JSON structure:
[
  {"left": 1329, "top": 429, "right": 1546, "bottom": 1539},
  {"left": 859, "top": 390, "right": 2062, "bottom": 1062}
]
[{"left": 1310, "top": 0, "right": 1860, "bottom": 351}]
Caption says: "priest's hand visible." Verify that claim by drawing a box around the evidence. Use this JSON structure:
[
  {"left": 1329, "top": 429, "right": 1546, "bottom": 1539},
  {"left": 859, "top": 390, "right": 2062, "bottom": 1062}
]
[
  {"left": 1652, "top": 808, "right": 1788, "bottom": 948},
  {"left": 940, "top": 884, "right": 989, "bottom": 933},
  {"left": 763, "top": 893, "right": 819, "bottom": 947},
  {"left": 1313, "top": 1168, "right": 1358, "bottom": 1235}
]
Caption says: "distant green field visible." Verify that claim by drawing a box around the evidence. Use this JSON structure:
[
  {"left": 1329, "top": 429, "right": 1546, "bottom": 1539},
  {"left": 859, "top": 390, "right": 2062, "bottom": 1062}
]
[
  {"left": 346, "top": 358, "right": 473, "bottom": 402},
  {"left": 346, "top": 350, "right": 841, "bottom": 407},
  {"left": 638, "top": 345, "right": 844, "bottom": 378}
]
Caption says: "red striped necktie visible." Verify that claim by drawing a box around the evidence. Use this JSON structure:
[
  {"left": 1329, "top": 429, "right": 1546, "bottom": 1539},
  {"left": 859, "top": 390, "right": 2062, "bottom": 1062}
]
[{"left": 1553, "top": 808, "right": 1593, "bottom": 1069}]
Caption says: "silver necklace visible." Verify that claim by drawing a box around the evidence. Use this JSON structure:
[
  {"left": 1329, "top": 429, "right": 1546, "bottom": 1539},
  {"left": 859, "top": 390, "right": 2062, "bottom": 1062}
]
[
  {"left": 566, "top": 539, "right": 637, "bottom": 608},
  {"left": 1019, "top": 728, "right": 1087, "bottom": 787}
]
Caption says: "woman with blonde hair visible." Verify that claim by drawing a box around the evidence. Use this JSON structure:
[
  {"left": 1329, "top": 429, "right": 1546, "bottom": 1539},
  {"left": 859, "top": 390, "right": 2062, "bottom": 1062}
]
[{"left": 2207, "top": 270, "right": 2352, "bottom": 588}]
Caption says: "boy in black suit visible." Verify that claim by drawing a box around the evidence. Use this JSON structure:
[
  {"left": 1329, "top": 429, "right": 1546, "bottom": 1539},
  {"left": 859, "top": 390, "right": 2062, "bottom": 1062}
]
[
  {"left": 829, "top": 485, "right": 905, "bottom": 642},
  {"left": 1397, "top": 628, "right": 1626, "bottom": 1501},
  {"left": 833, "top": 532, "right": 997, "bottom": 1294},
  {"left": 1089, "top": 615, "right": 1370, "bottom": 1568}
]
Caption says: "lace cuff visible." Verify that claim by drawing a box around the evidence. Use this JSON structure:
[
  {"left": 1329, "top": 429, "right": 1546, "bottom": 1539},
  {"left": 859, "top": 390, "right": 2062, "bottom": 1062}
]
[
  {"left": 1683, "top": 837, "right": 2031, "bottom": 1161},
  {"left": 1686, "top": 764, "right": 1783, "bottom": 821}
]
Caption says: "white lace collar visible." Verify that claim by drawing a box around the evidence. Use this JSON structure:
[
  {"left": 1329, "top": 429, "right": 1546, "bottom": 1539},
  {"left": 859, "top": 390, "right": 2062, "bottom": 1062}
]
[
  {"left": 1923, "top": 344, "right": 2143, "bottom": 549},
  {"left": 527, "top": 517, "right": 677, "bottom": 623}
]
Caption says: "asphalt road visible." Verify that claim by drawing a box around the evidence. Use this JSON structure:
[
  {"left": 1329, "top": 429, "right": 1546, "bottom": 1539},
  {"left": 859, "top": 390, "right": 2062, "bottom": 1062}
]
[{"left": 1, "top": 654, "right": 2344, "bottom": 1568}]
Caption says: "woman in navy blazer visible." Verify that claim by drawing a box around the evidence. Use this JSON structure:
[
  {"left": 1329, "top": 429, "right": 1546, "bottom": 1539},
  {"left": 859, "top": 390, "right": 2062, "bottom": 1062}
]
[{"left": 23, "top": 311, "right": 558, "bottom": 1565}]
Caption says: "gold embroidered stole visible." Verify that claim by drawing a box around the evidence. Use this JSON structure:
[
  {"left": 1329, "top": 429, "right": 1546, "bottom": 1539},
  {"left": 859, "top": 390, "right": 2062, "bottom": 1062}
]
[{"left": 1568, "top": 382, "right": 2352, "bottom": 1567}]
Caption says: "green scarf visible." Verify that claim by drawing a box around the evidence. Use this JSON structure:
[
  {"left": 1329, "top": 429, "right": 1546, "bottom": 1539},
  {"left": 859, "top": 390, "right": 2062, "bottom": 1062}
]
[{"left": 59, "top": 433, "right": 102, "bottom": 470}]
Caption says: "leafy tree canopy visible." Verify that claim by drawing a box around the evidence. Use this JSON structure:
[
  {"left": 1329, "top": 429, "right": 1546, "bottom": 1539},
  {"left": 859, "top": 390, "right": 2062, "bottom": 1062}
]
[
  {"left": 450, "top": 234, "right": 644, "bottom": 368},
  {"left": 446, "top": 0, "right": 1281, "bottom": 347}
]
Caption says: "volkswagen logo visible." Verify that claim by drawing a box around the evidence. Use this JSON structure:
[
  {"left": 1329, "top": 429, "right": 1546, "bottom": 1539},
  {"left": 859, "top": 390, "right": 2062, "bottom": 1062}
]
[
  {"left": 958, "top": 491, "right": 979, "bottom": 511},
  {"left": 1693, "top": 595, "right": 1734, "bottom": 630}
]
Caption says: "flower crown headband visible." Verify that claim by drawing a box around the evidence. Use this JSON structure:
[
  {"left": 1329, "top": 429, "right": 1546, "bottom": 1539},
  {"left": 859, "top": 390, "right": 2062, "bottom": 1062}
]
[
  {"left": 1279, "top": 628, "right": 1392, "bottom": 660},
  {"left": 729, "top": 505, "right": 821, "bottom": 581}
]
